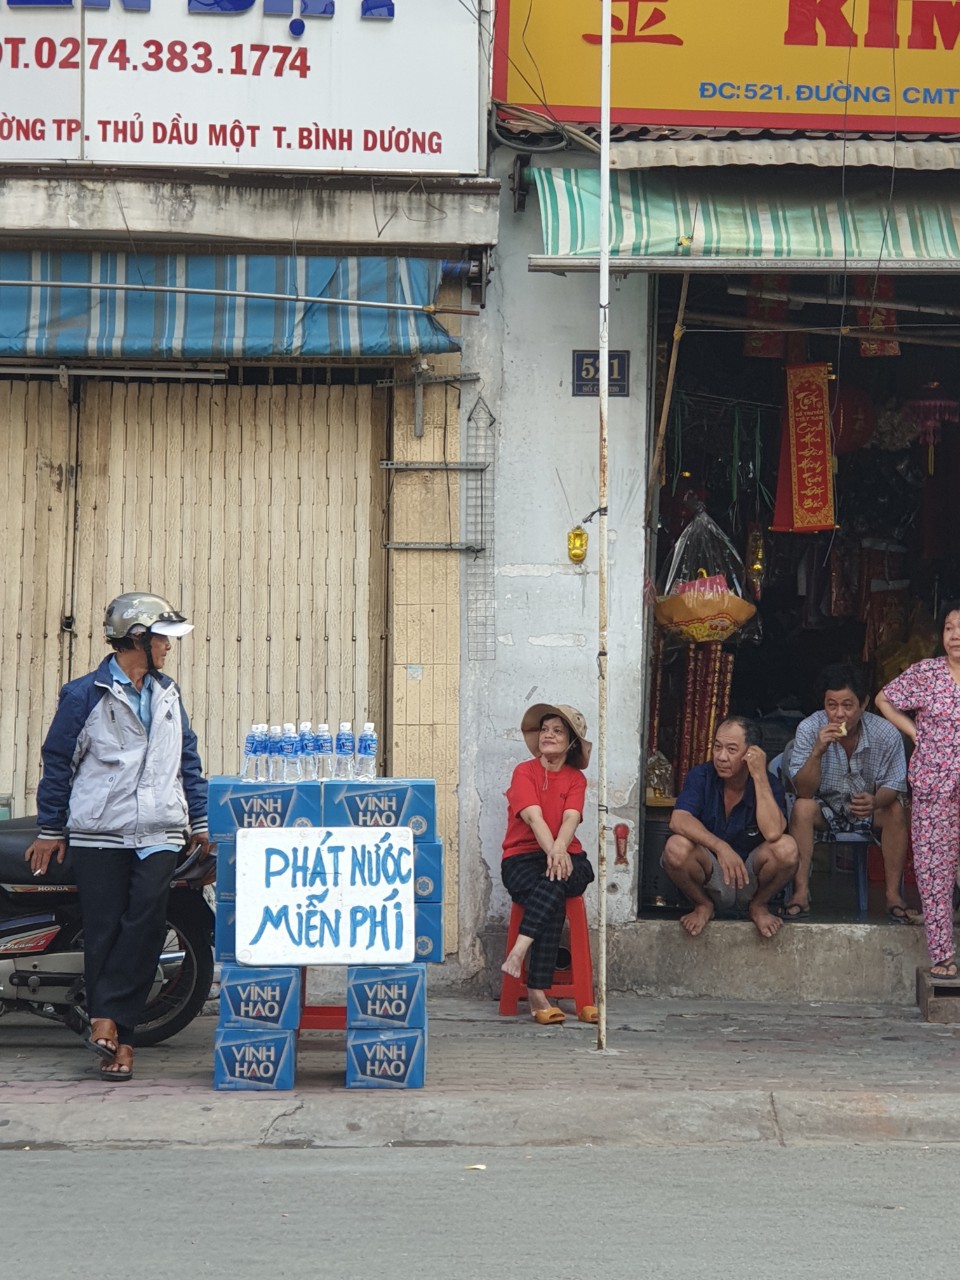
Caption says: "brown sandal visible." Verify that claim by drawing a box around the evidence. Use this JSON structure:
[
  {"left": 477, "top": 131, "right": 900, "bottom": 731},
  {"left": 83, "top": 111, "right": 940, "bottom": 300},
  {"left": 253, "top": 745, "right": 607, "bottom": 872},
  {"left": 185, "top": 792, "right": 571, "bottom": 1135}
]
[
  {"left": 100, "top": 1044, "right": 133, "bottom": 1082},
  {"left": 85, "top": 1018, "right": 119, "bottom": 1063}
]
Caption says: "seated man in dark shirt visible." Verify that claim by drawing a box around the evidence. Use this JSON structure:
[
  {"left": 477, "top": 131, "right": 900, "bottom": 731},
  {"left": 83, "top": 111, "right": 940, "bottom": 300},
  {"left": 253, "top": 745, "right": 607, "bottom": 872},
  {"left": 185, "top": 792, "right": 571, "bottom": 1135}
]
[{"left": 662, "top": 716, "right": 799, "bottom": 938}]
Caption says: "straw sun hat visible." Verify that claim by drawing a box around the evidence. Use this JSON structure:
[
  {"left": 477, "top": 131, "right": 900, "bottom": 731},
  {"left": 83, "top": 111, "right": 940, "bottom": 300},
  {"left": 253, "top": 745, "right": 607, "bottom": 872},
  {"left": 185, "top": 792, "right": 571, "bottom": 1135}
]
[{"left": 520, "top": 703, "right": 592, "bottom": 770}]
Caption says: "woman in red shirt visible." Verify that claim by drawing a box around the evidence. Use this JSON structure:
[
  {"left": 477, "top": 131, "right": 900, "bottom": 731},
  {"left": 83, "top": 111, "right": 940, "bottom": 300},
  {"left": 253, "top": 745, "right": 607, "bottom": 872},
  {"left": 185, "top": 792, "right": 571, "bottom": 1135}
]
[{"left": 501, "top": 703, "right": 596, "bottom": 1024}]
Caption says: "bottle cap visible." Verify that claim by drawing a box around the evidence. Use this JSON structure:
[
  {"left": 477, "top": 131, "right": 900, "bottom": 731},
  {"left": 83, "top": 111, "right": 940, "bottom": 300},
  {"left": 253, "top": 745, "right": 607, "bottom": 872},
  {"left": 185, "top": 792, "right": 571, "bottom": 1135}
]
[
  {"left": 362, "top": 722, "right": 375, "bottom": 733},
  {"left": 269, "top": 725, "right": 281, "bottom": 734},
  {"left": 299, "top": 721, "right": 312, "bottom": 732},
  {"left": 339, "top": 721, "right": 351, "bottom": 731},
  {"left": 283, "top": 723, "right": 296, "bottom": 733},
  {"left": 318, "top": 723, "right": 329, "bottom": 733}
]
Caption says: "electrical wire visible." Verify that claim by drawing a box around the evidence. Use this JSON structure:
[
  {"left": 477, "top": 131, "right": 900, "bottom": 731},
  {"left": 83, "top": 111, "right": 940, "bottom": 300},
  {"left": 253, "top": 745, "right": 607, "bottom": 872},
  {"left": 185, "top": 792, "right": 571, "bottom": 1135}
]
[{"left": 865, "top": 14, "right": 901, "bottom": 314}]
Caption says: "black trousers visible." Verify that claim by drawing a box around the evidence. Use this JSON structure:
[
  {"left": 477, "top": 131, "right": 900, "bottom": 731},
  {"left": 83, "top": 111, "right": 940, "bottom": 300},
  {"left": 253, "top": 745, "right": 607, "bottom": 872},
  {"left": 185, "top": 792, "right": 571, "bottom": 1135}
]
[
  {"left": 72, "top": 847, "right": 179, "bottom": 1045},
  {"left": 501, "top": 851, "right": 594, "bottom": 990}
]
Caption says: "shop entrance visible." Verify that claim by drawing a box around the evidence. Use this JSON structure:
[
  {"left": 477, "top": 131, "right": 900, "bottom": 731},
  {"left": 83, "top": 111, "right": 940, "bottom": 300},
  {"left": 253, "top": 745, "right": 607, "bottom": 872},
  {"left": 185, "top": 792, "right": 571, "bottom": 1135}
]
[
  {"left": 0, "top": 372, "right": 388, "bottom": 816},
  {"left": 642, "top": 271, "right": 957, "bottom": 921}
]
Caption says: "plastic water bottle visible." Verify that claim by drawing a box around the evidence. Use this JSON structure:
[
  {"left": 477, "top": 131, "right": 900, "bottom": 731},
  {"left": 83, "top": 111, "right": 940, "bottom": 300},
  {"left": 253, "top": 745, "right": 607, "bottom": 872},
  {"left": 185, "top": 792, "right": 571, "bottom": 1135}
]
[
  {"left": 240, "top": 723, "right": 260, "bottom": 781},
  {"left": 298, "top": 721, "right": 317, "bottom": 780},
  {"left": 281, "top": 722, "right": 303, "bottom": 783},
  {"left": 334, "top": 721, "right": 355, "bottom": 779},
  {"left": 316, "top": 723, "right": 334, "bottom": 779},
  {"left": 267, "top": 725, "right": 284, "bottom": 782},
  {"left": 356, "top": 722, "right": 378, "bottom": 778},
  {"left": 255, "top": 725, "right": 270, "bottom": 782}
]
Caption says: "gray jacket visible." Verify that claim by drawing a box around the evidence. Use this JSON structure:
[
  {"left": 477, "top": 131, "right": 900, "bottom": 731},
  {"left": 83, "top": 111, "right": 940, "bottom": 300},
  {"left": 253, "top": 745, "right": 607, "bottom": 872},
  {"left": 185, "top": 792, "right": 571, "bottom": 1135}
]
[{"left": 37, "top": 655, "right": 208, "bottom": 848}]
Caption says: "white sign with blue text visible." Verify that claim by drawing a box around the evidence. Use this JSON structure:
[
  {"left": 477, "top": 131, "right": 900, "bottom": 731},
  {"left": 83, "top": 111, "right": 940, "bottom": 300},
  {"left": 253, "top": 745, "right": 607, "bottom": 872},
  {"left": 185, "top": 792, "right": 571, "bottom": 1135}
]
[
  {"left": 0, "top": 0, "right": 481, "bottom": 172},
  {"left": 235, "top": 826, "right": 415, "bottom": 966}
]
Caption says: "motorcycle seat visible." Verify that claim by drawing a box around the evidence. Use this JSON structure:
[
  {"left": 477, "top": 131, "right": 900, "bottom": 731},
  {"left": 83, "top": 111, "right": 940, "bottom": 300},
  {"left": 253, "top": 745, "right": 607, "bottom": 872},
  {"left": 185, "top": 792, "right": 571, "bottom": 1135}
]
[{"left": 0, "top": 817, "right": 77, "bottom": 886}]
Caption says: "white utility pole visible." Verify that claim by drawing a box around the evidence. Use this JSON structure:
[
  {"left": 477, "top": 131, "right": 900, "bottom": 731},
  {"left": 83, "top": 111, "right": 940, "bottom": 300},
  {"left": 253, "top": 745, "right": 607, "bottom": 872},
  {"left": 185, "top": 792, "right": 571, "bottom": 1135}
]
[{"left": 596, "top": 0, "right": 613, "bottom": 1052}]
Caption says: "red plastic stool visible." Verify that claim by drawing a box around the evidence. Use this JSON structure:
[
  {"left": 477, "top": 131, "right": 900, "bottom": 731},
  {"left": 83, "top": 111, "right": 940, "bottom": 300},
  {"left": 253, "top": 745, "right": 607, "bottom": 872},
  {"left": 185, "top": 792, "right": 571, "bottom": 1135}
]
[
  {"left": 498, "top": 895, "right": 595, "bottom": 1017},
  {"left": 297, "top": 971, "right": 346, "bottom": 1032}
]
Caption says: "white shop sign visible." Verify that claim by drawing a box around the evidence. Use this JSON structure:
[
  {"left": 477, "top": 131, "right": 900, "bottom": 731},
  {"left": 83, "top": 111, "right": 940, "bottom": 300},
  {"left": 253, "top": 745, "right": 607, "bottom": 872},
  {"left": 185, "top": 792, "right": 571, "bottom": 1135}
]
[
  {"left": 0, "top": 1, "right": 480, "bottom": 173},
  {"left": 235, "top": 826, "right": 416, "bottom": 965}
]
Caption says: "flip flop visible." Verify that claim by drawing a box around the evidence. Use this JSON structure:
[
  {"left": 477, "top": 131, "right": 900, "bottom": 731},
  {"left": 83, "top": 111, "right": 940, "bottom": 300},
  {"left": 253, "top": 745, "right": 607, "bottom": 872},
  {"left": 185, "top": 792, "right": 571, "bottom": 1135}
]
[
  {"left": 531, "top": 1008, "right": 565, "bottom": 1025},
  {"left": 779, "top": 902, "right": 811, "bottom": 920},
  {"left": 100, "top": 1044, "right": 134, "bottom": 1082},
  {"left": 578, "top": 1005, "right": 599, "bottom": 1024},
  {"left": 84, "top": 1018, "right": 119, "bottom": 1063},
  {"left": 887, "top": 905, "right": 916, "bottom": 925}
]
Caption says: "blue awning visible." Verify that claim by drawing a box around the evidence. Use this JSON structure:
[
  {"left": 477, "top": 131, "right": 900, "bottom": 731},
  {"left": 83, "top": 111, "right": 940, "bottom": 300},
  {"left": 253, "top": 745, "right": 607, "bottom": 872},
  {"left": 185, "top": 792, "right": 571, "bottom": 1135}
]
[{"left": 0, "top": 253, "right": 458, "bottom": 360}]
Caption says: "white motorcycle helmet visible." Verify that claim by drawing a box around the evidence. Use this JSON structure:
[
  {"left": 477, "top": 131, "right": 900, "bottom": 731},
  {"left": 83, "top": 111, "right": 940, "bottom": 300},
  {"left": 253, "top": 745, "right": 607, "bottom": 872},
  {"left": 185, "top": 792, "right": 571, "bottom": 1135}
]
[{"left": 103, "top": 592, "right": 193, "bottom": 641}]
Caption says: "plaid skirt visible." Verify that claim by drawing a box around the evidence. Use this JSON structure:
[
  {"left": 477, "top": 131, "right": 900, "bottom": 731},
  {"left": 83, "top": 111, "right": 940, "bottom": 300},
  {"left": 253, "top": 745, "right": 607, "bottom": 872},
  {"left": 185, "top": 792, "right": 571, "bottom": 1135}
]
[{"left": 501, "top": 851, "right": 594, "bottom": 990}]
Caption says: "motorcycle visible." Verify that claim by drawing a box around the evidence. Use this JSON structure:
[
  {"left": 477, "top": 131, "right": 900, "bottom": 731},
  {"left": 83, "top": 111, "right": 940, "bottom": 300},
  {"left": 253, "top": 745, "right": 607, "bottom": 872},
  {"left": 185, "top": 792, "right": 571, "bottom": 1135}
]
[{"left": 0, "top": 816, "right": 215, "bottom": 1045}]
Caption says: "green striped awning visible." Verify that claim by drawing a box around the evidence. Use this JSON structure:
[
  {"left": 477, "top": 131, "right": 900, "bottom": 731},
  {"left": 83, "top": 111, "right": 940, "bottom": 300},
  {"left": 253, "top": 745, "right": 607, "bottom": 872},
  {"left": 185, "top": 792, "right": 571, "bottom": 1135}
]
[{"left": 529, "top": 168, "right": 960, "bottom": 272}]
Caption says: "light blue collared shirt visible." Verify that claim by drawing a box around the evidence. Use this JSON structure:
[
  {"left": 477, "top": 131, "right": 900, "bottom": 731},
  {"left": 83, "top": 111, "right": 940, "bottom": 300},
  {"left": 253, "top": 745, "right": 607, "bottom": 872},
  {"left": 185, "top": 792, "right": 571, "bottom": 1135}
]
[{"left": 109, "top": 656, "right": 181, "bottom": 861}]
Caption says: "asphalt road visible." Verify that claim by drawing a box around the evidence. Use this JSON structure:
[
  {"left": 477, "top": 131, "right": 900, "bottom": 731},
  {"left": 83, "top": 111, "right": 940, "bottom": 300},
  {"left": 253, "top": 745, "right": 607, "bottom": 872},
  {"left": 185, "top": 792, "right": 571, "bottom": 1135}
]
[{"left": 5, "top": 1144, "right": 960, "bottom": 1278}]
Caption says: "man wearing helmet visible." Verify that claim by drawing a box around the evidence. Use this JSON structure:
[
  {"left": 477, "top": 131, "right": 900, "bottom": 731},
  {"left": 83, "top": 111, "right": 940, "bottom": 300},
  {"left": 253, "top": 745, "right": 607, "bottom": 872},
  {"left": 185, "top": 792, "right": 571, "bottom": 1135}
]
[{"left": 24, "top": 592, "right": 213, "bottom": 1082}]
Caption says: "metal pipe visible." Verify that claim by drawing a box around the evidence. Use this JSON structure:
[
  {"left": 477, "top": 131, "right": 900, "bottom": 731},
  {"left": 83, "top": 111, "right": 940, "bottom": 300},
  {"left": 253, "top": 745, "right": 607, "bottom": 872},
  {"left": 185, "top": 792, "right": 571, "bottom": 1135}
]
[
  {"left": 685, "top": 309, "right": 960, "bottom": 351},
  {"left": 0, "top": 278, "right": 478, "bottom": 317},
  {"left": 596, "top": 0, "right": 612, "bottom": 1053},
  {"left": 726, "top": 283, "right": 960, "bottom": 319}
]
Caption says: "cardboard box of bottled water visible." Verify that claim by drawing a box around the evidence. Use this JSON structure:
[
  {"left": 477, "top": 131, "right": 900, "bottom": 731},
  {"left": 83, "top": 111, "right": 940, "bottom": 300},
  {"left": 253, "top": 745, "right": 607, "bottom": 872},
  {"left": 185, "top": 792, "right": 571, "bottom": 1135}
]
[
  {"left": 345, "top": 1028, "right": 426, "bottom": 1089},
  {"left": 214, "top": 899, "right": 237, "bottom": 963},
  {"left": 413, "top": 841, "right": 443, "bottom": 903},
  {"left": 215, "top": 839, "right": 236, "bottom": 899},
  {"left": 207, "top": 777, "right": 322, "bottom": 842},
  {"left": 219, "top": 965, "right": 301, "bottom": 1030},
  {"left": 414, "top": 902, "right": 443, "bottom": 963},
  {"left": 322, "top": 779, "right": 436, "bottom": 842},
  {"left": 213, "top": 1027, "right": 296, "bottom": 1091},
  {"left": 346, "top": 964, "right": 426, "bottom": 1029}
]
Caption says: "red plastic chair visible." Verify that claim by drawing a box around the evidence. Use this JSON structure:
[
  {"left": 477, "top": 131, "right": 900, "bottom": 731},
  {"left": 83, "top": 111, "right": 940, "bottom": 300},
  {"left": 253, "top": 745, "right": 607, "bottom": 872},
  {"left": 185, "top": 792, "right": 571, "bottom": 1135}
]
[{"left": 498, "top": 895, "right": 595, "bottom": 1017}]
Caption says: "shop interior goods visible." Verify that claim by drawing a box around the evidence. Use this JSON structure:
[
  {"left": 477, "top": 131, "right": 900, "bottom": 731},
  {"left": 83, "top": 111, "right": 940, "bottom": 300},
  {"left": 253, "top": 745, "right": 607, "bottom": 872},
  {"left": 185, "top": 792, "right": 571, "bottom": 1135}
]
[
  {"left": 654, "top": 507, "right": 757, "bottom": 644},
  {"left": 641, "top": 270, "right": 957, "bottom": 918}
]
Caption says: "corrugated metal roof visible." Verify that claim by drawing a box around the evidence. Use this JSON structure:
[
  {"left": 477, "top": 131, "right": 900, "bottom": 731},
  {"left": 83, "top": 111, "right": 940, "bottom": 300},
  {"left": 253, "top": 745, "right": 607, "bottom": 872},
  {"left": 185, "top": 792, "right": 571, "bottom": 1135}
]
[
  {"left": 493, "top": 110, "right": 960, "bottom": 168},
  {"left": 609, "top": 138, "right": 960, "bottom": 169}
]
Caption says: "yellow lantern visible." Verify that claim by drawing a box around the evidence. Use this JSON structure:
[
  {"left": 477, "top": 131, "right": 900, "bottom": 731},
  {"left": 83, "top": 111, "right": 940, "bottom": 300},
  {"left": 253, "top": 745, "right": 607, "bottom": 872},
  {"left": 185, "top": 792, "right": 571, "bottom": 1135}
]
[{"left": 568, "top": 526, "right": 588, "bottom": 564}]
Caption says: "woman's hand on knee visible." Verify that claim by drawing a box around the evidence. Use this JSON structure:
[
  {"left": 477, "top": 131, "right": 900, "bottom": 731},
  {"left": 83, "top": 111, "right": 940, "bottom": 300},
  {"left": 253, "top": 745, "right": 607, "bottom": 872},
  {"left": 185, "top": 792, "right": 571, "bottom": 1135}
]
[{"left": 547, "top": 849, "right": 573, "bottom": 881}]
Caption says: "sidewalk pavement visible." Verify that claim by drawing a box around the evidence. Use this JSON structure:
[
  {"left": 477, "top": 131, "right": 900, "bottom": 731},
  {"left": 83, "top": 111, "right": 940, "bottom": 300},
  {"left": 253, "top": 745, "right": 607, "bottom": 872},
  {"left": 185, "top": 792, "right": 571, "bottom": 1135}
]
[{"left": 3, "top": 993, "right": 960, "bottom": 1150}]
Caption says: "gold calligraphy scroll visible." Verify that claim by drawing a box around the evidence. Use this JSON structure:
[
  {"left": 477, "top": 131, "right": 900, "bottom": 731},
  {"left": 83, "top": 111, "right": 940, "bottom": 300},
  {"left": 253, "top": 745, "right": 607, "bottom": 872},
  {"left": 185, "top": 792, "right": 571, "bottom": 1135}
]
[
  {"left": 771, "top": 364, "right": 836, "bottom": 533},
  {"left": 854, "top": 277, "right": 900, "bottom": 358},
  {"left": 743, "top": 275, "right": 788, "bottom": 359}
]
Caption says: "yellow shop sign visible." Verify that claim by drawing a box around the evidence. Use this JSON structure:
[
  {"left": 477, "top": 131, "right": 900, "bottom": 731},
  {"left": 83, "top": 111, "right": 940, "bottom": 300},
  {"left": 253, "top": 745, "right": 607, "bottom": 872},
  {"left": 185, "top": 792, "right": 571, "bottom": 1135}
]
[{"left": 493, "top": 0, "right": 960, "bottom": 131}]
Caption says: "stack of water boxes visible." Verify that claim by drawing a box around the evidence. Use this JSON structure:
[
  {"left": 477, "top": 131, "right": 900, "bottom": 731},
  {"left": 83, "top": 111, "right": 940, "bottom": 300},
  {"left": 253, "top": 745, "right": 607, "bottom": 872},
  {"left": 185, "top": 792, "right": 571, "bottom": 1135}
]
[
  {"left": 209, "top": 778, "right": 321, "bottom": 1091},
  {"left": 345, "top": 962, "right": 428, "bottom": 1088},
  {"left": 322, "top": 777, "right": 444, "bottom": 965},
  {"left": 208, "top": 776, "right": 442, "bottom": 1090}
]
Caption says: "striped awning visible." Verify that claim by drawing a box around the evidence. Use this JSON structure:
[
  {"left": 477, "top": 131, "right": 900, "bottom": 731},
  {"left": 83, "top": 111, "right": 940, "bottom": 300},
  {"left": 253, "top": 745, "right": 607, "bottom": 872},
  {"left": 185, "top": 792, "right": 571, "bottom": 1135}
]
[
  {"left": 529, "top": 168, "right": 960, "bottom": 272},
  {"left": 0, "top": 253, "right": 458, "bottom": 360}
]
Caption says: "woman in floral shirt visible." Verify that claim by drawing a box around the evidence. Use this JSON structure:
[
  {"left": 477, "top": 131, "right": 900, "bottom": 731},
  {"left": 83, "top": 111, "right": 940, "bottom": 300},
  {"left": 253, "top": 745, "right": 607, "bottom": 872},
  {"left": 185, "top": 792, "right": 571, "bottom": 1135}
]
[{"left": 876, "top": 601, "right": 960, "bottom": 979}]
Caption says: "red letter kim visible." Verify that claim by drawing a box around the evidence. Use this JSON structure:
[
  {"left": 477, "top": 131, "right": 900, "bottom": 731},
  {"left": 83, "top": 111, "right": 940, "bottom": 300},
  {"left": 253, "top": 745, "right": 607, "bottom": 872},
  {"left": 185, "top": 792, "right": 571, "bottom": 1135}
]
[
  {"left": 784, "top": 0, "right": 858, "bottom": 46},
  {"left": 864, "top": 0, "right": 899, "bottom": 47},
  {"left": 909, "top": 1, "right": 960, "bottom": 50}
]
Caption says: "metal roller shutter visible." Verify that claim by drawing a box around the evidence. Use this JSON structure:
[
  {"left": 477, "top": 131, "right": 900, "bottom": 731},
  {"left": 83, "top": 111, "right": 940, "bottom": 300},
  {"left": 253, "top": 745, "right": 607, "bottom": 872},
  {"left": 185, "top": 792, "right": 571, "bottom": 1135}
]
[{"left": 1, "top": 376, "right": 387, "bottom": 814}]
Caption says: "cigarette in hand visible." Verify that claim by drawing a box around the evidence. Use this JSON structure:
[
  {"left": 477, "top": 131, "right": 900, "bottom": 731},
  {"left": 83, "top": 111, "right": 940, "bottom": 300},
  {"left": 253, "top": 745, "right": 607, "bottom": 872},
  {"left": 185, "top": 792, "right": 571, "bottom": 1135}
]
[{"left": 33, "top": 868, "right": 42, "bottom": 877}]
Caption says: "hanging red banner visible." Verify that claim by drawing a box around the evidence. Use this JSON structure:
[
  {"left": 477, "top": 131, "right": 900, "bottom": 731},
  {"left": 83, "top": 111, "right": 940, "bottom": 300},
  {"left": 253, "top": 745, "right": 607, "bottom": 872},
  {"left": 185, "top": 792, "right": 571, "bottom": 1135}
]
[
  {"left": 854, "top": 277, "right": 901, "bottom": 357},
  {"left": 771, "top": 364, "right": 837, "bottom": 533},
  {"left": 743, "top": 275, "right": 788, "bottom": 359}
]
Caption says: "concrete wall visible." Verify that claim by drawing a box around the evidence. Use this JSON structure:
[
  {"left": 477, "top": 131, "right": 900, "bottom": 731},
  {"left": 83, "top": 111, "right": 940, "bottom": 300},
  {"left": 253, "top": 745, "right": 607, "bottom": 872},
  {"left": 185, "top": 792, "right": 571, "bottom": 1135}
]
[{"left": 455, "top": 152, "right": 652, "bottom": 975}]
